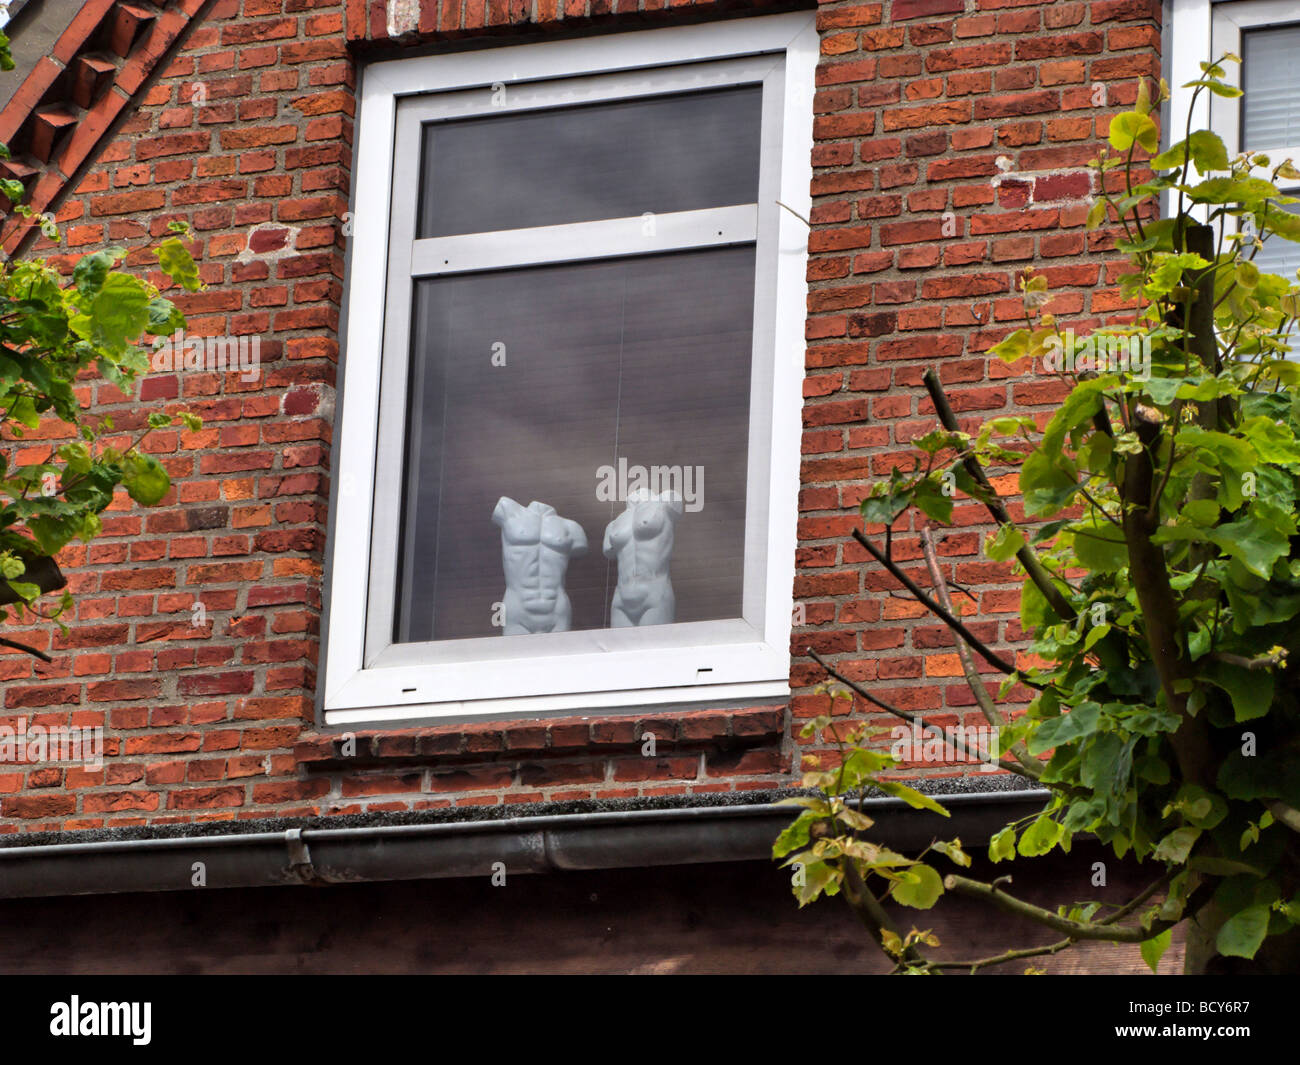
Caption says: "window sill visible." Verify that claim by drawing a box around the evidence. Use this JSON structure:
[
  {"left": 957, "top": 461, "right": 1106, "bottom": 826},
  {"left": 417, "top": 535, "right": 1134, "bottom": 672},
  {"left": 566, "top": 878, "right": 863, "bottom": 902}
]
[{"left": 294, "top": 705, "right": 785, "bottom": 770}]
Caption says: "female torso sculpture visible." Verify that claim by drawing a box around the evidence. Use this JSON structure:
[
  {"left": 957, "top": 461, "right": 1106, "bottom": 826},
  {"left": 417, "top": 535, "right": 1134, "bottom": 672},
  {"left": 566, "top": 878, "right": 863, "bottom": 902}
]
[{"left": 603, "top": 491, "right": 683, "bottom": 627}]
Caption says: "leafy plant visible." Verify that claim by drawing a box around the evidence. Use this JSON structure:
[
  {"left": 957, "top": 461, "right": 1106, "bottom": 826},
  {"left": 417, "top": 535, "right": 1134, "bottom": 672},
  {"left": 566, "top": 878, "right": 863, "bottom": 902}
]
[
  {"left": 781, "top": 60, "right": 1300, "bottom": 973},
  {"left": 0, "top": 150, "right": 202, "bottom": 653}
]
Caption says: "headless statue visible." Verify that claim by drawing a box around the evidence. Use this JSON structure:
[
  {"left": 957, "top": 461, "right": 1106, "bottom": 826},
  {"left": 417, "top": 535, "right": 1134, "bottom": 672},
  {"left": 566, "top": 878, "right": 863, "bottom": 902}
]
[
  {"left": 603, "top": 490, "right": 683, "bottom": 627},
  {"left": 492, "top": 497, "right": 587, "bottom": 635}
]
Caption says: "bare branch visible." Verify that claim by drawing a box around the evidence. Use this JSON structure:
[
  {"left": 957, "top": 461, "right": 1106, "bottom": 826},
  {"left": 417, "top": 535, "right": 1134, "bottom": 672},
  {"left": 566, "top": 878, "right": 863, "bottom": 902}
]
[
  {"left": 1211, "top": 650, "right": 1286, "bottom": 671},
  {"left": 922, "top": 368, "right": 1076, "bottom": 622},
  {"left": 1266, "top": 801, "right": 1300, "bottom": 835},
  {"left": 0, "top": 635, "right": 52, "bottom": 663},
  {"left": 917, "top": 936, "right": 1076, "bottom": 974},
  {"left": 918, "top": 874, "right": 1171, "bottom": 973},
  {"left": 807, "top": 647, "right": 1040, "bottom": 782},
  {"left": 920, "top": 527, "right": 1041, "bottom": 778},
  {"left": 853, "top": 528, "right": 1028, "bottom": 681},
  {"left": 943, "top": 873, "right": 1185, "bottom": 943}
]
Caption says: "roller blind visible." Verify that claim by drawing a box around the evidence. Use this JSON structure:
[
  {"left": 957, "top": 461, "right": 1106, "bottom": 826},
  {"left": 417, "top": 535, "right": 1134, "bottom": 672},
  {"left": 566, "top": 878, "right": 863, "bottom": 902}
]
[
  {"left": 1242, "top": 24, "right": 1300, "bottom": 152},
  {"left": 394, "top": 247, "right": 755, "bottom": 642},
  {"left": 417, "top": 86, "right": 763, "bottom": 238}
]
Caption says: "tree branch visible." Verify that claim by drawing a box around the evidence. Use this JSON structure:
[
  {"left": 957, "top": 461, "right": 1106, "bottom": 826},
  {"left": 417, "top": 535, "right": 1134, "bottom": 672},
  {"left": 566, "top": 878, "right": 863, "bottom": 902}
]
[
  {"left": 917, "top": 937, "right": 1076, "bottom": 973},
  {"left": 0, "top": 635, "right": 52, "bottom": 663},
  {"left": 839, "top": 858, "right": 929, "bottom": 968},
  {"left": 943, "top": 873, "right": 1189, "bottom": 943},
  {"left": 919, "top": 527, "right": 1041, "bottom": 778},
  {"left": 917, "top": 873, "right": 1172, "bottom": 973},
  {"left": 852, "top": 528, "right": 1025, "bottom": 679},
  {"left": 1211, "top": 650, "right": 1286, "bottom": 671},
  {"left": 922, "top": 368, "right": 1075, "bottom": 623},
  {"left": 1121, "top": 404, "right": 1217, "bottom": 790},
  {"left": 807, "top": 647, "right": 1040, "bottom": 782},
  {"left": 1266, "top": 800, "right": 1300, "bottom": 835}
]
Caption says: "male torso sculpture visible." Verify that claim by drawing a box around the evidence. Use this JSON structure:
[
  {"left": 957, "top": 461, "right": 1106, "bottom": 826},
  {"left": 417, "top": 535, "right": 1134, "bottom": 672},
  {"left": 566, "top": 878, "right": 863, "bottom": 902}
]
[
  {"left": 492, "top": 497, "right": 588, "bottom": 635},
  {"left": 603, "top": 491, "right": 683, "bottom": 627}
]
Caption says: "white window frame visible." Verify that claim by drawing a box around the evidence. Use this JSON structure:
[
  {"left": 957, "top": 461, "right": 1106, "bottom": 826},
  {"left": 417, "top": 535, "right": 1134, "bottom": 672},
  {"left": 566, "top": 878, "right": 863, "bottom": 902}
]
[
  {"left": 1209, "top": 0, "right": 1300, "bottom": 174},
  {"left": 1170, "top": 0, "right": 1300, "bottom": 176},
  {"left": 322, "top": 12, "right": 816, "bottom": 727}
]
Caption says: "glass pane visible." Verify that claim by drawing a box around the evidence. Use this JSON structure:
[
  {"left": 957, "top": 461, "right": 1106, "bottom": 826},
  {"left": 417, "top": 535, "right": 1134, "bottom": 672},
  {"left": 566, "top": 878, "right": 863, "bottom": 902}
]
[
  {"left": 394, "top": 246, "right": 755, "bottom": 643},
  {"left": 417, "top": 86, "right": 762, "bottom": 238},
  {"left": 1243, "top": 24, "right": 1300, "bottom": 150}
]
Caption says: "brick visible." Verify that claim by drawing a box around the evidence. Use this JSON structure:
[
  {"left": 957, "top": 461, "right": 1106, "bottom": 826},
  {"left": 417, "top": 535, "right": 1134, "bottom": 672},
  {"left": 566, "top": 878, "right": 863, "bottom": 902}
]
[{"left": 0, "top": 0, "right": 1167, "bottom": 836}]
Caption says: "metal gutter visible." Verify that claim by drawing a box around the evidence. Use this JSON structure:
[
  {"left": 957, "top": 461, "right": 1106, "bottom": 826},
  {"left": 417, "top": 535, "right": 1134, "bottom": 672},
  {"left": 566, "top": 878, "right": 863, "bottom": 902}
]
[{"left": 0, "top": 790, "right": 1050, "bottom": 900}]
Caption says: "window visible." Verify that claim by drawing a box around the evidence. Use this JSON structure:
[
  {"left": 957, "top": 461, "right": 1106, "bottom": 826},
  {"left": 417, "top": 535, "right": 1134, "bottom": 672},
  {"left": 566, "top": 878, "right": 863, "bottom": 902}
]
[
  {"left": 323, "top": 14, "right": 816, "bottom": 726},
  {"left": 1172, "top": 0, "right": 1300, "bottom": 279}
]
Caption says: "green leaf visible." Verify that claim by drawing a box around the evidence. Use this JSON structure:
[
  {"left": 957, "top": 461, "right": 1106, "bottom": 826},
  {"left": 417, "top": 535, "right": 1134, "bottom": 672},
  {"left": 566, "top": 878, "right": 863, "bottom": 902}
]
[
  {"left": 1205, "top": 80, "right": 1243, "bottom": 99},
  {"left": 1202, "top": 660, "right": 1275, "bottom": 722},
  {"left": 1189, "top": 856, "right": 1263, "bottom": 877},
  {"left": 146, "top": 296, "right": 184, "bottom": 335},
  {"left": 1216, "top": 904, "right": 1270, "bottom": 959},
  {"left": 72, "top": 248, "right": 123, "bottom": 298},
  {"left": 55, "top": 442, "right": 92, "bottom": 475},
  {"left": 1042, "top": 378, "right": 1105, "bottom": 456},
  {"left": 1064, "top": 796, "right": 1106, "bottom": 832},
  {"left": 793, "top": 859, "right": 841, "bottom": 907},
  {"left": 932, "top": 839, "right": 971, "bottom": 868},
  {"left": 912, "top": 476, "right": 954, "bottom": 524},
  {"left": 1028, "top": 701, "right": 1101, "bottom": 755},
  {"left": 156, "top": 237, "right": 202, "bottom": 292},
  {"left": 989, "top": 825, "right": 1016, "bottom": 863},
  {"left": 891, "top": 864, "right": 944, "bottom": 909},
  {"left": 1188, "top": 176, "right": 1277, "bottom": 205},
  {"left": 860, "top": 478, "right": 914, "bottom": 527},
  {"left": 873, "top": 778, "right": 950, "bottom": 816},
  {"left": 1135, "top": 755, "right": 1170, "bottom": 785},
  {"left": 120, "top": 451, "right": 170, "bottom": 507},
  {"left": 4, "top": 579, "right": 40, "bottom": 601},
  {"left": 1017, "top": 815, "right": 1064, "bottom": 856},
  {"left": 1081, "top": 732, "right": 1128, "bottom": 794},
  {"left": 1108, "top": 112, "right": 1159, "bottom": 154},
  {"left": 1071, "top": 523, "right": 1128, "bottom": 573},
  {"left": 1150, "top": 130, "right": 1230, "bottom": 173},
  {"left": 1020, "top": 450, "right": 1079, "bottom": 517},
  {"left": 1153, "top": 826, "right": 1200, "bottom": 863},
  {"left": 1240, "top": 415, "right": 1300, "bottom": 465},
  {"left": 1208, "top": 515, "right": 1290, "bottom": 580},
  {"left": 984, "top": 523, "right": 1027, "bottom": 562},
  {"left": 1140, "top": 928, "right": 1172, "bottom": 972},
  {"left": 82, "top": 273, "right": 151, "bottom": 354},
  {"left": 990, "top": 328, "right": 1031, "bottom": 364},
  {"left": 773, "top": 810, "right": 816, "bottom": 859},
  {"left": 1019, "top": 575, "right": 1064, "bottom": 635}
]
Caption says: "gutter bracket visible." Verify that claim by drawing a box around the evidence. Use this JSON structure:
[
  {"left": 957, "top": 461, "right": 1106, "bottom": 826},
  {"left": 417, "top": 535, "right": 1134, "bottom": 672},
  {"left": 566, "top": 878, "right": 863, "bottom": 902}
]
[{"left": 285, "top": 828, "right": 317, "bottom": 884}]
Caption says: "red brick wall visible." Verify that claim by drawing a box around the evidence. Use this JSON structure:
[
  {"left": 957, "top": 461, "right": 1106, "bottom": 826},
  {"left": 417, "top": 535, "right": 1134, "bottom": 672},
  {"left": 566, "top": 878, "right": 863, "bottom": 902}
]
[
  {"left": 791, "top": 0, "right": 1160, "bottom": 767},
  {"left": 0, "top": 0, "right": 1160, "bottom": 833}
]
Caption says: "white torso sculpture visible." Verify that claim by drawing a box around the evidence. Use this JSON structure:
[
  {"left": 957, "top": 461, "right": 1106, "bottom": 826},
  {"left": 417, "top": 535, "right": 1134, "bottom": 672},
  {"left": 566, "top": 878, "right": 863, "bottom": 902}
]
[
  {"left": 603, "top": 490, "right": 683, "bottom": 627},
  {"left": 492, "top": 497, "right": 588, "bottom": 635}
]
